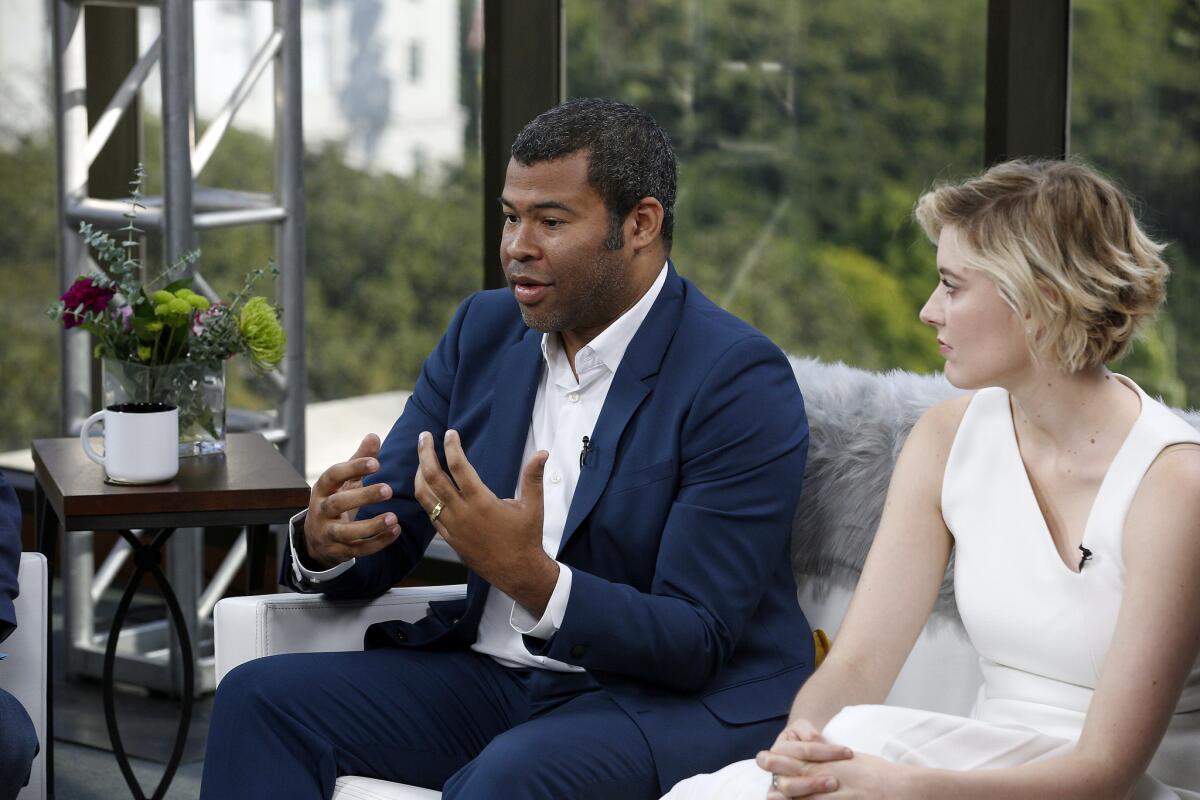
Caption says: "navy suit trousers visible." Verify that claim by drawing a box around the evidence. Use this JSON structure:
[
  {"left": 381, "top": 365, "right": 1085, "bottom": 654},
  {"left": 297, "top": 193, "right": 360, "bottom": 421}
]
[
  {"left": 199, "top": 648, "right": 661, "bottom": 799},
  {"left": 0, "top": 687, "right": 37, "bottom": 800}
]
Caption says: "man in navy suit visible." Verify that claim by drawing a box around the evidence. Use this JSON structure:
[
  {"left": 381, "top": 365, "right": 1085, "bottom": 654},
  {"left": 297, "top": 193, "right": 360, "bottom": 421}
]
[
  {"left": 0, "top": 473, "right": 39, "bottom": 800},
  {"left": 203, "top": 98, "right": 813, "bottom": 799}
]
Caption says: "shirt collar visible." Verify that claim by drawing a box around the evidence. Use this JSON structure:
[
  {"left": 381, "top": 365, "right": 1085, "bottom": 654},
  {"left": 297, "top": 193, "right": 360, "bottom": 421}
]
[{"left": 540, "top": 261, "right": 669, "bottom": 380}]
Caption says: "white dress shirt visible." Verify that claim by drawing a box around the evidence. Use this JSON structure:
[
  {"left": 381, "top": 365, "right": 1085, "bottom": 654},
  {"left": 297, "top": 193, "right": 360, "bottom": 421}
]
[{"left": 290, "top": 263, "right": 669, "bottom": 672}]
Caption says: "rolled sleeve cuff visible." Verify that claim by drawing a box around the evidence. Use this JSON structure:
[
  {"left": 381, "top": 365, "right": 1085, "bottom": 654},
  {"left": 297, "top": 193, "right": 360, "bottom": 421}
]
[
  {"left": 288, "top": 509, "right": 355, "bottom": 587},
  {"left": 510, "top": 563, "right": 571, "bottom": 639}
]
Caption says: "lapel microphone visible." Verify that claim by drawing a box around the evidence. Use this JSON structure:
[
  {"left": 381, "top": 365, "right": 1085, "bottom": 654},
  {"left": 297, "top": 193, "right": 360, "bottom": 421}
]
[
  {"left": 1078, "top": 544, "right": 1093, "bottom": 571},
  {"left": 580, "top": 435, "right": 593, "bottom": 468}
]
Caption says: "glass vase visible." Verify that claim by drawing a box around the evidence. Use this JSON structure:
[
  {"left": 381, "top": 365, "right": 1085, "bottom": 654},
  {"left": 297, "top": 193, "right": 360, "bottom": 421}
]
[{"left": 101, "top": 358, "right": 227, "bottom": 457}]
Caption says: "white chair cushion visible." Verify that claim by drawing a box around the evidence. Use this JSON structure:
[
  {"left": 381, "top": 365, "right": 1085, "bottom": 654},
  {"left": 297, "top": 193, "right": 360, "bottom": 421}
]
[{"left": 333, "top": 776, "right": 442, "bottom": 800}]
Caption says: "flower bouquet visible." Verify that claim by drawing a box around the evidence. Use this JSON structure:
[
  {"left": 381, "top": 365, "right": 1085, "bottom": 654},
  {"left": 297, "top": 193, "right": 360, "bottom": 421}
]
[{"left": 48, "top": 167, "right": 285, "bottom": 455}]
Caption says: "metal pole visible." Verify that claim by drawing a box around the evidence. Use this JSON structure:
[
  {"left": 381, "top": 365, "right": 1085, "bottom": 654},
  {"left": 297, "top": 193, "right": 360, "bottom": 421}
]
[
  {"left": 161, "top": 0, "right": 196, "bottom": 267},
  {"left": 276, "top": 0, "right": 306, "bottom": 473},
  {"left": 54, "top": 0, "right": 94, "bottom": 437},
  {"left": 161, "top": 0, "right": 203, "bottom": 699}
]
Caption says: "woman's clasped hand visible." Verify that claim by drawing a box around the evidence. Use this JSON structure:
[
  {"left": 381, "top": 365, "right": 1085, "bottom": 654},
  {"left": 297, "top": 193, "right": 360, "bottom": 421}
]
[{"left": 758, "top": 720, "right": 911, "bottom": 799}]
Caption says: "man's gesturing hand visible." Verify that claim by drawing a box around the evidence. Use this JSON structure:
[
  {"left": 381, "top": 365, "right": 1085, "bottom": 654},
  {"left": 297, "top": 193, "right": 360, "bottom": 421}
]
[
  {"left": 303, "top": 433, "right": 401, "bottom": 569},
  {"left": 413, "top": 429, "right": 558, "bottom": 617}
]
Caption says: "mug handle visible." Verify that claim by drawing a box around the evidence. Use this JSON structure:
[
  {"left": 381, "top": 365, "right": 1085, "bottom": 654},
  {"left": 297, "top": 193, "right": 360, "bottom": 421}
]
[{"left": 80, "top": 410, "right": 106, "bottom": 466}]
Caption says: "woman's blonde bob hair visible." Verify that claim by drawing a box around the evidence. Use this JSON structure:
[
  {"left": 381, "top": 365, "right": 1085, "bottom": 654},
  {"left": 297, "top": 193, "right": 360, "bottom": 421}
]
[{"left": 914, "top": 159, "right": 1169, "bottom": 373}]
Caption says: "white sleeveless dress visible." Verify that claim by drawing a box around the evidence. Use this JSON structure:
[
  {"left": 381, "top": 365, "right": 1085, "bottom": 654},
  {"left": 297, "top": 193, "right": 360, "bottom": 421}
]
[{"left": 664, "top": 377, "right": 1200, "bottom": 799}]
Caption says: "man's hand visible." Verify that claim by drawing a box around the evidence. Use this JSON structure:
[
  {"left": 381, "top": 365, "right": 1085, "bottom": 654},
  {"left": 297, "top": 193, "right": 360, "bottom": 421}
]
[
  {"left": 413, "top": 429, "right": 558, "bottom": 617},
  {"left": 303, "top": 433, "right": 402, "bottom": 569}
]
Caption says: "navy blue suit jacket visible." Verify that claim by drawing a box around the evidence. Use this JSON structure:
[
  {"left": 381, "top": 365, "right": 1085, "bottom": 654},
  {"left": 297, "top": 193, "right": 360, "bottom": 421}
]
[
  {"left": 0, "top": 474, "right": 21, "bottom": 644},
  {"left": 292, "top": 265, "right": 813, "bottom": 788}
]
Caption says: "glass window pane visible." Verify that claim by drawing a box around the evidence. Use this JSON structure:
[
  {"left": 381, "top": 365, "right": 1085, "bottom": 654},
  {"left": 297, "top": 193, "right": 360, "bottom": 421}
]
[
  {"left": 1071, "top": 0, "right": 1199, "bottom": 405},
  {"left": 565, "top": 0, "right": 986, "bottom": 373}
]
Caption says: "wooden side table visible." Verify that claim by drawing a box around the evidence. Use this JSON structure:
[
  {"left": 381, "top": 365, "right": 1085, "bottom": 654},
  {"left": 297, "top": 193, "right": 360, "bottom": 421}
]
[{"left": 32, "top": 432, "right": 309, "bottom": 800}]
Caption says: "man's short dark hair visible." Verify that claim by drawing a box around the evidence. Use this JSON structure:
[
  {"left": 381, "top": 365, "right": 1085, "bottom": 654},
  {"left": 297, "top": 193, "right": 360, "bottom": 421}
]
[{"left": 511, "top": 98, "right": 677, "bottom": 252}]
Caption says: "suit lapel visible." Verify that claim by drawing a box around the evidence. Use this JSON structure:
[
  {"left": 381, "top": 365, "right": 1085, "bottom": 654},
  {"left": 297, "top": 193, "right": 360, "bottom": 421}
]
[
  {"left": 467, "top": 327, "right": 543, "bottom": 603},
  {"left": 558, "top": 265, "right": 686, "bottom": 552},
  {"left": 475, "top": 328, "right": 543, "bottom": 497}
]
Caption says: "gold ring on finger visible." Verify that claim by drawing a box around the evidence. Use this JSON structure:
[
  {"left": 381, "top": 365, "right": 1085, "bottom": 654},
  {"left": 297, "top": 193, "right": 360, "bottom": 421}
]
[{"left": 428, "top": 499, "right": 445, "bottom": 523}]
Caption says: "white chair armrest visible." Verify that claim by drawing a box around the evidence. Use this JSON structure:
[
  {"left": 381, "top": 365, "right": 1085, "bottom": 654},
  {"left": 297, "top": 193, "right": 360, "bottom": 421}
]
[
  {"left": 214, "top": 584, "right": 467, "bottom": 686},
  {"left": 6, "top": 553, "right": 48, "bottom": 800}
]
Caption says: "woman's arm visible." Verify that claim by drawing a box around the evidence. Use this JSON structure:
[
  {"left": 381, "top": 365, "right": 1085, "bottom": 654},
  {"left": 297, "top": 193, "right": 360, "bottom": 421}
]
[
  {"left": 831, "top": 443, "right": 1200, "bottom": 800},
  {"left": 785, "top": 396, "right": 965, "bottom": 730}
]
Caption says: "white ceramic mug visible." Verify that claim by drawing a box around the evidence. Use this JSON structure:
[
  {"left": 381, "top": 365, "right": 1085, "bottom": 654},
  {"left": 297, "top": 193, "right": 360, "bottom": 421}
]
[{"left": 80, "top": 402, "right": 180, "bottom": 484}]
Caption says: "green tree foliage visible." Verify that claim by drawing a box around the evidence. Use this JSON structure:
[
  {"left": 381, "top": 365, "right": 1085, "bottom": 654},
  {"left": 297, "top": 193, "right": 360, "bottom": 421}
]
[
  {"left": 1071, "top": 0, "right": 1200, "bottom": 402},
  {"left": 0, "top": 136, "right": 60, "bottom": 452},
  {"left": 565, "top": 0, "right": 987, "bottom": 373},
  {"left": 565, "top": 0, "right": 1193, "bottom": 401}
]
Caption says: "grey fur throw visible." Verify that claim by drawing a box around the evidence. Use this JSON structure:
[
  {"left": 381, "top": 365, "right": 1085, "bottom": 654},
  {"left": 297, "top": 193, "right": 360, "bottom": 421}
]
[{"left": 787, "top": 356, "right": 1200, "bottom": 626}]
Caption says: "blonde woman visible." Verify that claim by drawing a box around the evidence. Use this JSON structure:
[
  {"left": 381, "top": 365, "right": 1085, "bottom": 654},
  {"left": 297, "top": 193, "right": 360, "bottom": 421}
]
[{"left": 666, "top": 160, "right": 1200, "bottom": 800}]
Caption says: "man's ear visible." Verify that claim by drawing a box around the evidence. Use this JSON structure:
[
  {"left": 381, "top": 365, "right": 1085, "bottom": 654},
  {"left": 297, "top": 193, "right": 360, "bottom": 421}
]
[{"left": 627, "top": 197, "right": 665, "bottom": 253}]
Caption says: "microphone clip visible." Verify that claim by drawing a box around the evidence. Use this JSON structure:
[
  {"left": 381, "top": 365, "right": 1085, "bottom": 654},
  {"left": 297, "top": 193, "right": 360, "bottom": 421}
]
[{"left": 1077, "top": 544, "right": 1093, "bottom": 571}]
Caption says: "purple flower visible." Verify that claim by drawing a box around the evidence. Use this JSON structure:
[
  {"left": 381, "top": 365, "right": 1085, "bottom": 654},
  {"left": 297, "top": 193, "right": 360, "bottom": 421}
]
[
  {"left": 116, "top": 305, "right": 134, "bottom": 332},
  {"left": 192, "top": 302, "right": 223, "bottom": 336},
  {"left": 60, "top": 277, "right": 115, "bottom": 329}
]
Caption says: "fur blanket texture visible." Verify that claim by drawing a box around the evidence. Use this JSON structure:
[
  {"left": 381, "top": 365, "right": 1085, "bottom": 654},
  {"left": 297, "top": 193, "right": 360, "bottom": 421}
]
[{"left": 787, "top": 357, "right": 1200, "bottom": 626}]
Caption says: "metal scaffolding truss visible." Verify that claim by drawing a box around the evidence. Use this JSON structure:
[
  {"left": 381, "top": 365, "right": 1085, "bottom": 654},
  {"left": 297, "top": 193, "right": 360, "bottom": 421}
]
[{"left": 51, "top": 0, "right": 305, "bottom": 695}]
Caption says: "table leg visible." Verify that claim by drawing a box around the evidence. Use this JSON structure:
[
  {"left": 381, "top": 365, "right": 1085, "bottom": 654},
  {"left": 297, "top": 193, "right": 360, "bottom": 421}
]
[
  {"left": 103, "top": 528, "right": 193, "bottom": 800},
  {"left": 245, "top": 524, "right": 268, "bottom": 594},
  {"left": 34, "top": 482, "right": 56, "bottom": 800}
]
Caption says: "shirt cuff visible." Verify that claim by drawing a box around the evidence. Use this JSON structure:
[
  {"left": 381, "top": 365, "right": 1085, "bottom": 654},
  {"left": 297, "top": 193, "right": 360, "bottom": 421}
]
[
  {"left": 289, "top": 508, "right": 355, "bottom": 586},
  {"left": 510, "top": 563, "right": 572, "bottom": 639}
]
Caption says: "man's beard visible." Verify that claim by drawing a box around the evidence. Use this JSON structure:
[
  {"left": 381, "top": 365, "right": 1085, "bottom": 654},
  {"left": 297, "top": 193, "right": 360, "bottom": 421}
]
[{"left": 518, "top": 246, "right": 631, "bottom": 334}]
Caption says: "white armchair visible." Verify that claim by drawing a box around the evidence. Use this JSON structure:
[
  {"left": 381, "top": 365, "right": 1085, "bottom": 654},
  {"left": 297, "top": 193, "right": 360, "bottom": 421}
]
[
  {"left": 2, "top": 552, "right": 49, "bottom": 800},
  {"left": 214, "top": 585, "right": 467, "bottom": 800}
]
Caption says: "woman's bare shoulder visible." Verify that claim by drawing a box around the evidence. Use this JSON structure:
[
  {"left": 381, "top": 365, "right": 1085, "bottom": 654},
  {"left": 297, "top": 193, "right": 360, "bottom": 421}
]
[
  {"left": 1127, "top": 442, "right": 1200, "bottom": 559},
  {"left": 908, "top": 393, "right": 974, "bottom": 456},
  {"left": 1139, "top": 442, "right": 1200, "bottom": 508},
  {"left": 886, "top": 394, "right": 975, "bottom": 500}
]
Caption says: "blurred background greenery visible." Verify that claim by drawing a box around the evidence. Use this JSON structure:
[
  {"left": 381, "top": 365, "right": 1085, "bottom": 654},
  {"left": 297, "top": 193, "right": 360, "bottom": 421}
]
[{"left": 1, "top": 0, "right": 1196, "bottom": 451}]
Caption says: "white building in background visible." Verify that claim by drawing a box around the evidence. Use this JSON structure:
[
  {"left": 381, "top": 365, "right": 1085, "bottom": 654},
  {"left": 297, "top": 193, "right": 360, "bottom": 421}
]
[
  {"left": 0, "top": 0, "right": 467, "bottom": 179},
  {"left": 0, "top": 2, "right": 53, "bottom": 145}
]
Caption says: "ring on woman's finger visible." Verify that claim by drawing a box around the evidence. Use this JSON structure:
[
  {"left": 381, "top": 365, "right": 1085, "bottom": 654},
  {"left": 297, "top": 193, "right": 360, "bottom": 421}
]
[
  {"left": 771, "top": 774, "right": 780, "bottom": 791},
  {"left": 428, "top": 499, "right": 445, "bottom": 523}
]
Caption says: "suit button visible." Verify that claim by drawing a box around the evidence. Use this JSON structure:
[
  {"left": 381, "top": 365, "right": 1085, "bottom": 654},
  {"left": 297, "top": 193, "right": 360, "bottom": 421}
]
[
  {"left": 570, "top": 644, "right": 586, "bottom": 658},
  {"left": 395, "top": 631, "right": 407, "bottom": 641},
  {"left": 450, "top": 617, "right": 460, "bottom": 625}
]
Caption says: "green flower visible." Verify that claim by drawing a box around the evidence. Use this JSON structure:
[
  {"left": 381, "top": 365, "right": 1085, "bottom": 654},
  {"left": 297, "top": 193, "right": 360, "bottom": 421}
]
[
  {"left": 154, "top": 296, "right": 193, "bottom": 328},
  {"left": 137, "top": 345, "right": 152, "bottom": 361},
  {"left": 177, "top": 289, "right": 210, "bottom": 311},
  {"left": 151, "top": 290, "right": 174, "bottom": 305},
  {"left": 239, "top": 297, "right": 285, "bottom": 371}
]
